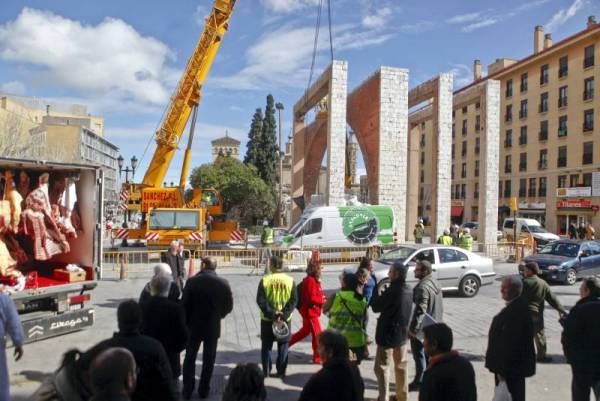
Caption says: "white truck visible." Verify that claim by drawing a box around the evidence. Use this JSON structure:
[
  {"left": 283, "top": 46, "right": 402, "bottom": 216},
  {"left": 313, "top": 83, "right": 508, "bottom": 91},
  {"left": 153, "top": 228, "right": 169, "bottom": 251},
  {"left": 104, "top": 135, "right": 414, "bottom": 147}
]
[{"left": 0, "top": 158, "right": 101, "bottom": 343}]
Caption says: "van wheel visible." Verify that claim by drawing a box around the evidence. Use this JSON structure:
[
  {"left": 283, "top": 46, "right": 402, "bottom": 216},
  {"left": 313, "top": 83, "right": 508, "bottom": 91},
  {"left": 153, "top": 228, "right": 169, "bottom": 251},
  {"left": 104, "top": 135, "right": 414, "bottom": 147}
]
[
  {"left": 564, "top": 269, "right": 577, "bottom": 286},
  {"left": 377, "top": 278, "right": 390, "bottom": 296},
  {"left": 459, "top": 275, "right": 480, "bottom": 297}
]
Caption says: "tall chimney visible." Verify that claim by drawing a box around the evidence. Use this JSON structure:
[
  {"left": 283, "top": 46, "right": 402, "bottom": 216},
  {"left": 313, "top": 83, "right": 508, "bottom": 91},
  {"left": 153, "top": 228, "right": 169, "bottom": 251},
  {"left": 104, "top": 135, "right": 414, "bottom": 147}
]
[
  {"left": 534, "top": 25, "right": 544, "bottom": 54},
  {"left": 588, "top": 16, "right": 598, "bottom": 28},
  {"left": 544, "top": 33, "right": 553, "bottom": 49},
  {"left": 473, "top": 59, "right": 482, "bottom": 81},
  {"left": 46, "top": 104, "right": 50, "bottom": 116}
]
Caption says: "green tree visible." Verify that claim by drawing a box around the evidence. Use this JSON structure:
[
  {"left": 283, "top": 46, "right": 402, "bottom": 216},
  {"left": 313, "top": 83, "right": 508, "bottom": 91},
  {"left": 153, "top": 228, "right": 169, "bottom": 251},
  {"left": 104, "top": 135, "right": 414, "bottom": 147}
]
[
  {"left": 244, "top": 108, "right": 263, "bottom": 166},
  {"left": 190, "top": 156, "right": 276, "bottom": 226},
  {"left": 257, "top": 94, "right": 278, "bottom": 185}
]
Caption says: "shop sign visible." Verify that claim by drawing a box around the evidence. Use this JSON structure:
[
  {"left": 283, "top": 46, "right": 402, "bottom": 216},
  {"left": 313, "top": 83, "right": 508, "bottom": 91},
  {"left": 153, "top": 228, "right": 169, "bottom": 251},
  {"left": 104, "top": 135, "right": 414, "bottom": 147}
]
[
  {"left": 593, "top": 172, "right": 600, "bottom": 197},
  {"left": 519, "top": 202, "right": 546, "bottom": 209},
  {"left": 451, "top": 200, "right": 464, "bottom": 206},
  {"left": 557, "top": 200, "right": 593, "bottom": 209},
  {"left": 556, "top": 187, "right": 592, "bottom": 198}
]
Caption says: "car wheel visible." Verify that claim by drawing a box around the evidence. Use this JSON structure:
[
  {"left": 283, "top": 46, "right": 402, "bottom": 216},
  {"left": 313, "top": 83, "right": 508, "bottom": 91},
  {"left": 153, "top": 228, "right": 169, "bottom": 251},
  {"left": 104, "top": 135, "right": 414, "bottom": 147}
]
[
  {"left": 565, "top": 269, "right": 577, "bottom": 286},
  {"left": 377, "top": 278, "right": 390, "bottom": 295},
  {"left": 459, "top": 275, "right": 480, "bottom": 297}
]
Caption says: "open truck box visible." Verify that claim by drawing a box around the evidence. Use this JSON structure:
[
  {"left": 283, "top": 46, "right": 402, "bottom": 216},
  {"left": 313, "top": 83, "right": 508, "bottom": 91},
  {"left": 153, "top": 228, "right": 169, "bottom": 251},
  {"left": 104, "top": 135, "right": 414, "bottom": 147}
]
[{"left": 0, "top": 157, "right": 102, "bottom": 343}]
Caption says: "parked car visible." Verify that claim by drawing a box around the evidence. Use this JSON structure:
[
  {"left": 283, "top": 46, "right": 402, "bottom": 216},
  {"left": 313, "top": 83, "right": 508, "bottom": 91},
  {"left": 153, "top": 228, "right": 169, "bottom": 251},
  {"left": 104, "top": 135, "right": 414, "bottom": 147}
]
[
  {"left": 521, "top": 240, "right": 600, "bottom": 285},
  {"left": 368, "top": 244, "right": 496, "bottom": 297},
  {"left": 502, "top": 218, "right": 559, "bottom": 248},
  {"left": 460, "top": 221, "right": 503, "bottom": 241}
]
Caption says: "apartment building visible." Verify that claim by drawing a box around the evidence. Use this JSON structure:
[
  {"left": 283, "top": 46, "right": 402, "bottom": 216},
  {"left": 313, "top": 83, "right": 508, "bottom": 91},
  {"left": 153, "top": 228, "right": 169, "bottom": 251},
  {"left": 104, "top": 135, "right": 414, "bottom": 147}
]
[{"left": 416, "top": 16, "right": 599, "bottom": 235}]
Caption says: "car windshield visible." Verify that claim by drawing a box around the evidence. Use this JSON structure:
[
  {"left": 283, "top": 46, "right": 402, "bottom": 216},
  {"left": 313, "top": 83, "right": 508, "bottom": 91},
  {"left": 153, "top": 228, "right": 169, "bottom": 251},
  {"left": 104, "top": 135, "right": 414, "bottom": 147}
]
[
  {"left": 288, "top": 218, "right": 307, "bottom": 236},
  {"left": 527, "top": 225, "right": 547, "bottom": 233},
  {"left": 379, "top": 247, "right": 416, "bottom": 262},
  {"left": 539, "top": 242, "right": 579, "bottom": 257}
]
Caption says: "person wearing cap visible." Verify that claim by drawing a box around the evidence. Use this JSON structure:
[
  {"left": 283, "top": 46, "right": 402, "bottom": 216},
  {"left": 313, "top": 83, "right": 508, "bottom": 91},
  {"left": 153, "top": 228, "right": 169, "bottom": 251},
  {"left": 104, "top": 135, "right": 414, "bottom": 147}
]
[
  {"left": 437, "top": 229, "right": 453, "bottom": 246},
  {"left": 414, "top": 219, "right": 425, "bottom": 244},
  {"left": 459, "top": 228, "right": 474, "bottom": 251},
  {"left": 256, "top": 256, "right": 297, "bottom": 378}
]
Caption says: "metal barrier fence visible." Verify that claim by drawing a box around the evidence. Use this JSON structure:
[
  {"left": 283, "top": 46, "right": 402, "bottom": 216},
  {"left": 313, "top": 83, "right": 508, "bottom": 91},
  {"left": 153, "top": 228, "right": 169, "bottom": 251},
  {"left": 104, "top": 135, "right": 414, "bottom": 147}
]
[{"left": 483, "top": 240, "right": 535, "bottom": 262}]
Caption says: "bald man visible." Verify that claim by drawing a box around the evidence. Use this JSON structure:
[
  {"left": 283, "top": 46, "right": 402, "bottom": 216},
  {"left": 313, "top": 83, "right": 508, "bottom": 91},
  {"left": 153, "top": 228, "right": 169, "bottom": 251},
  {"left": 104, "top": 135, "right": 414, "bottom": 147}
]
[{"left": 90, "top": 347, "right": 136, "bottom": 401}]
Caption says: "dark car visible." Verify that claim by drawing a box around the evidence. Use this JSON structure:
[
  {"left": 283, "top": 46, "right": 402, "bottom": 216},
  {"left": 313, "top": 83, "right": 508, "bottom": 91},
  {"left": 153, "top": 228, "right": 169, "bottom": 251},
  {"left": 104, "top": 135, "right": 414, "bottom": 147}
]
[{"left": 522, "top": 240, "right": 600, "bottom": 285}]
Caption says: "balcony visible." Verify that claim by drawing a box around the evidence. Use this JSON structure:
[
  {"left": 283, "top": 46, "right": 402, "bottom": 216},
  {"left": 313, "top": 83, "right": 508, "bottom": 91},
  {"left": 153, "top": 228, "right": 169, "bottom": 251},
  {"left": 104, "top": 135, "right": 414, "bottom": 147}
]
[
  {"left": 584, "top": 123, "right": 594, "bottom": 132},
  {"left": 539, "top": 131, "right": 548, "bottom": 141},
  {"left": 583, "top": 153, "right": 593, "bottom": 165},
  {"left": 559, "top": 67, "right": 568, "bottom": 78},
  {"left": 538, "top": 160, "right": 548, "bottom": 170},
  {"left": 539, "top": 103, "right": 548, "bottom": 113},
  {"left": 519, "top": 110, "right": 528, "bottom": 119},
  {"left": 557, "top": 157, "right": 567, "bottom": 167},
  {"left": 584, "top": 90, "right": 594, "bottom": 101},
  {"left": 584, "top": 56, "right": 594, "bottom": 69},
  {"left": 519, "top": 136, "right": 528, "bottom": 145},
  {"left": 519, "top": 163, "right": 527, "bottom": 172},
  {"left": 504, "top": 139, "right": 512, "bottom": 148},
  {"left": 558, "top": 97, "right": 568, "bottom": 108}
]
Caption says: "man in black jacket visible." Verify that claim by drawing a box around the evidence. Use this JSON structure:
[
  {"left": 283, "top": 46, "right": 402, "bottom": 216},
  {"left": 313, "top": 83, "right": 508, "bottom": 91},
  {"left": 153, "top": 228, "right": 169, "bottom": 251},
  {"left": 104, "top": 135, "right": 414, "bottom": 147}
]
[
  {"left": 408, "top": 260, "right": 444, "bottom": 391},
  {"left": 80, "top": 300, "right": 177, "bottom": 401},
  {"left": 139, "top": 263, "right": 181, "bottom": 307},
  {"left": 486, "top": 275, "right": 535, "bottom": 401},
  {"left": 419, "top": 323, "right": 476, "bottom": 401},
  {"left": 371, "top": 262, "right": 412, "bottom": 401},
  {"left": 141, "top": 274, "right": 188, "bottom": 381},
  {"left": 298, "top": 330, "right": 364, "bottom": 401},
  {"left": 182, "top": 257, "right": 233, "bottom": 399},
  {"left": 162, "top": 240, "right": 186, "bottom": 292},
  {"left": 562, "top": 277, "right": 600, "bottom": 401}
]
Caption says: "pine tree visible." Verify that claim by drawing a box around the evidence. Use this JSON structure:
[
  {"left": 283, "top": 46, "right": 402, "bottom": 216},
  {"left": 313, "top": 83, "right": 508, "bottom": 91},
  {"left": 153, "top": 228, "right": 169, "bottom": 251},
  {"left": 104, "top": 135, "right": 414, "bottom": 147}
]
[
  {"left": 244, "top": 108, "right": 263, "bottom": 166},
  {"left": 257, "top": 94, "right": 278, "bottom": 185}
]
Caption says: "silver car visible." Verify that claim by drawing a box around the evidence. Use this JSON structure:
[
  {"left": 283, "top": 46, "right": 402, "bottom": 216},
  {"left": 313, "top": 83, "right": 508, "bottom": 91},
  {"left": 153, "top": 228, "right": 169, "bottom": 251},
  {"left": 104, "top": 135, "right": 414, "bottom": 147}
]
[{"left": 372, "top": 244, "right": 496, "bottom": 297}]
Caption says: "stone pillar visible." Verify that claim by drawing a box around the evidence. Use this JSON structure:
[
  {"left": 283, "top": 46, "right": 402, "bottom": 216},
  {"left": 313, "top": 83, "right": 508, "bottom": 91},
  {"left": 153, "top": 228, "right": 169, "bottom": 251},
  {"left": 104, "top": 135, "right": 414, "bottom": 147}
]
[
  {"left": 326, "top": 60, "right": 348, "bottom": 206},
  {"left": 291, "top": 116, "right": 306, "bottom": 222},
  {"left": 479, "top": 80, "right": 501, "bottom": 245},
  {"left": 377, "top": 67, "right": 409, "bottom": 241},
  {"left": 406, "top": 127, "right": 420, "bottom": 240},
  {"left": 431, "top": 74, "right": 453, "bottom": 239}
]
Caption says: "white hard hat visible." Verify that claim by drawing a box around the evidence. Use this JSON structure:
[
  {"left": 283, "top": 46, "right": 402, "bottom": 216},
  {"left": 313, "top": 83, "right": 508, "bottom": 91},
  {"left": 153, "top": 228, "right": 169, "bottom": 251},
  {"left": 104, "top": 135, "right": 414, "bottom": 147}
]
[
  {"left": 463, "top": 228, "right": 470, "bottom": 234},
  {"left": 418, "top": 218, "right": 423, "bottom": 223},
  {"left": 263, "top": 220, "right": 268, "bottom": 226}
]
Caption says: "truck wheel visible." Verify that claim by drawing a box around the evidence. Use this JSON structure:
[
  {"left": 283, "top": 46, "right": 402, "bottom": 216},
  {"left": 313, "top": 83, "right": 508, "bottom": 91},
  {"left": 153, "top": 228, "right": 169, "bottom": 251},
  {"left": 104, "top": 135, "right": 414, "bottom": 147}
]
[
  {"left": 377, "top": 278, "right": 390, "bottom": 296},
  {"left": 459, "top": 275, "right": 480, "bottom": 297},
  {"left": 565, "top": 269, "right": 577, "bottom": 286}
]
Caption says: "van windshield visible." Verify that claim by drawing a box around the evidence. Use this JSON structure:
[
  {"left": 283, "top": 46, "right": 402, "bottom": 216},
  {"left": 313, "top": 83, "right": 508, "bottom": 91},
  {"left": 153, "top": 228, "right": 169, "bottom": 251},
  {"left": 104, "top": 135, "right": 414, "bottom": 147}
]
[
  {"left": 527, "top": 225, "right": 547, "bottom": 233},
  {"left": 288, "top": 218, "right": 307, "bottom": 236}
]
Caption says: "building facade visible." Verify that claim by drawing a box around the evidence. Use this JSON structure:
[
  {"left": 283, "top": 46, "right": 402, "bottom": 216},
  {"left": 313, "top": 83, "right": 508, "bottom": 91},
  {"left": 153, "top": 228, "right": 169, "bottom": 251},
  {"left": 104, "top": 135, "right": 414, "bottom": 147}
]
[
  {"left": 211, "top": 133, "right": 240, "bottom": 161},
  {"left": 415, "top": 16, "right": 599, "bottom": 235}
]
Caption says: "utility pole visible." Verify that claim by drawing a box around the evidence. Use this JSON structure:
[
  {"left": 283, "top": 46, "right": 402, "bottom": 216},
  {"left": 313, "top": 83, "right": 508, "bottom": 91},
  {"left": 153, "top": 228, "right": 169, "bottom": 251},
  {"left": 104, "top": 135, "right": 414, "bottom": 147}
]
[{"left": 275, "top": 102, "right": 284, "bottom": 227}]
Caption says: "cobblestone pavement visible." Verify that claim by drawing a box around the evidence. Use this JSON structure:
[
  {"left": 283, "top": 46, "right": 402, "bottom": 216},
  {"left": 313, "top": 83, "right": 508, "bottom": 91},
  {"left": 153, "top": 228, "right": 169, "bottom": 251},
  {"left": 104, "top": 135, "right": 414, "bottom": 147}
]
[{"left": 9, "top": 262, "right": 580, "bottom": 401}]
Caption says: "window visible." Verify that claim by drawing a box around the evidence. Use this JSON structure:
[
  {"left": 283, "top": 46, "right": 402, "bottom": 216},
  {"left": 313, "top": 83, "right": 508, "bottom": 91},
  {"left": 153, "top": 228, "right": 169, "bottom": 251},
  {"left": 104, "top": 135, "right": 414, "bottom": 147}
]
[
  {"left": 475, "top": 115, "right": 481, "bottom": 132},
  {"left": 505, "top": 129, "right": 513, "bottom": 147},
  {"left": 539, "top": 149, "right": 548, "bottom": 170},
  {"left": 521, "top": 73, "right": 528, "bottom": 92},
  {"left": 559, "top": 86, "right": 568, "bottom": 107},
  {"left": 304, "top": 218, "right": 323, "bottom": 235},
  {"left": 519, "top": 126, "right": 528, "bottom": 145},
  {"left": 505, "top": 155, "right": 512, "bottom": 173},
  {"left": 451, "top": 164, "right": 455, "bottom": 179},
  {"left": 584, "top": 45, "right": 595, "bottom": 68},
  {"left": 558, "top": 175, "right": 567, "bottom": 188},
  {"left": 420, "top": 134, "right": 425, "bottom": 147},
  {"left": 420, "top": 169, "right": 424, "bottom": 183},
  {"left": 438, "top": 248, "right": 469, "bottom": 263},
  {"left": 584, "top": 77, "right": 594, "bottom": 100},
  {"left": 411, "top": 249, "right": 435, "bottom": 264},
  {"left": 475, "top": 160, "right": 480, "bottom": 177},
  {"left": 452, "top": 143, "right": 455, "bottom": 158},
  {"left": 474, "top": 182, "right": 479, "bottom": 198},
  {"left": 506, "top": 79, "right": 513, "bottom": 97},
  {"left": 539, "top": 92, "right": 548, "bottom": 113},
  {"left": 462, "top": 140, "right": 467, "bottom": 157},
  {"left": 519, "top": 152, "right": 527, "bottom": 172},
  {"left": 583, "top": 142, "right": 593, "bottom": 165},
  {"left": 504, "top": 180, "right": 512, "bottom": 197},
  {"left": 528, "top": 178, "right": 537, "bottom": 197},
  {"left": 558, "top": 146, "right": 567, "bottom": 167},
  {"left": 559, "top": 55, "right": 568, "bottom": 78},
  {"left": 461, "top": 184, "right": 466, "bottom": 199},
  {"left": 475, "top": 102, "right": 480, "bottom": 109},
  {"left": 520, "top": 99, "right": 528, "bottom": 119},
  {"left": 539, "top": 177, "right": 547, "bottom": 197},
  {"left": 583, "top": 173, "right": 593, "bottom": 187},
  {"left": 584, "top": 109, "right": 594, "bottom": 132},
  {"left": 452, "top": 110, "right": 456, "bottom": 118},
  {"left": 499, "top": 181, "right": 503, "bottom": 197},
  {"left": 539, "top": 120, "right": 548, "bottom": 141},
  {"left": 452, "top": 123, "right": 456, "bottom": 138},
  {"left": 505, "top": 105, "right": 513, "bottom": 122},
  {"left": 475, "top": 137, "right": 480, "bottom": 154},
  {"left": 462, "top": 106, "right": 468, "bottom": 114},
  {"left": 420, "top": 151, "right": 425, "bottom": 165},
  {"left": 540, "top": 64, "right": 549, "bottom": 85},
  {"left": 570, "top": 174, "right": 580, "bottom": 188},
  {"left": 558, "top": 115, "right": 568, "bottom": 137},
  {"left": 462, "top": 120, "right": 468, "bottom": 136},
  {"left": 149, "top": 210, "right": 199, "bottom": 230},
  {"left": 519, "top": 179, "right": 527, "bottom": 197},
  {"left": 461, "top": 162, "right": 467, "bottom": 178}
]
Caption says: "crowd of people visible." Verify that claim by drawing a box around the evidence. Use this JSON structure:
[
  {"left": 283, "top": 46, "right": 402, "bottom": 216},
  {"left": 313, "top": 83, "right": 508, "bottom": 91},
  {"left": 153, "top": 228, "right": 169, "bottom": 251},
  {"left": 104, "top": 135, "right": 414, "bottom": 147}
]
[{"left": 0, "top": 241, "right": 597, "bottom": 401}]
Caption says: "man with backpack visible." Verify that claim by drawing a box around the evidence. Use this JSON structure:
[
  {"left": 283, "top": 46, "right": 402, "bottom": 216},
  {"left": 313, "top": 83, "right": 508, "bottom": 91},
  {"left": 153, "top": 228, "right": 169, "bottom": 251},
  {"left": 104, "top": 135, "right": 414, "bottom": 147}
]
[{"left": 289, "top": 259, "right": 325, "bottom": 364}]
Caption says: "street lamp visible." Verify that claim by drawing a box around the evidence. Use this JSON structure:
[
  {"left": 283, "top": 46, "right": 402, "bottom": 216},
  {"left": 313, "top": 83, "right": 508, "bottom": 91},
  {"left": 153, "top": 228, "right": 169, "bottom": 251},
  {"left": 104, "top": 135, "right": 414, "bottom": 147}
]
[
  {"left": 117, "top": 154, "right": 137, "bottom": 246},
  {"left": 275, "top": 102, "right": 284, "bottom": 227}
]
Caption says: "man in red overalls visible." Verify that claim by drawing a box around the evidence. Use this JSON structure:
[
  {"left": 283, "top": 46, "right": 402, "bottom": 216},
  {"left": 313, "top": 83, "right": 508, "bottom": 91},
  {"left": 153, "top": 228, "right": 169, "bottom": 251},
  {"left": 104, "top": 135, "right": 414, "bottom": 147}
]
[{"left": 289, "top": 258, "right": 325, "bottom": 364}]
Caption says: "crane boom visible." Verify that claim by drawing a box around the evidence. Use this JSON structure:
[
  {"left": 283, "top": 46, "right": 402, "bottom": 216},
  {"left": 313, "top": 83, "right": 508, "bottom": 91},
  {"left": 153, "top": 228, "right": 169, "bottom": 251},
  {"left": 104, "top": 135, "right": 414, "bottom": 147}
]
[{"left": 142, "top": 0, "right": 236, "bottom": 188}]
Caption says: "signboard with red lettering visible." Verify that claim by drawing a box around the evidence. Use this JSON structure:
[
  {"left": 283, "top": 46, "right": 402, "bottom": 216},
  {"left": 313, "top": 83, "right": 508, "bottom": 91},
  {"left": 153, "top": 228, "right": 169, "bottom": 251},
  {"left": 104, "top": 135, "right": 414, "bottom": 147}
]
[
  {"left": 557, "top": 200, "right": 593, "bottom": 209},
  {"left": 141, "top": 189, "right": 181, "bottom": 212}
]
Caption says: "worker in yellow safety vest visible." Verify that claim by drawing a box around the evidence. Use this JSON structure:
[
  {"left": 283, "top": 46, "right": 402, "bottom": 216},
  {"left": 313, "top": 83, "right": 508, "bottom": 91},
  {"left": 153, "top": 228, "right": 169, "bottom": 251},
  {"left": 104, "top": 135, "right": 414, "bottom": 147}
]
[
  {"left": 437, "top": 229, "right": 453, "bottom": 245},
  {"left": 325, "top": 273, "right": 368, "bottom": 364},
  {"left": 256, "top": 255, "right": 297, "bottom": 378},
  {"left": 459, "top": 228, "right": 474, "bottom": 251},
  {"left": 414, "top": 219, "right": 425, "bottom": 244},
  {"left": 261, "top": 220, "right": 274, "bottom": 274}
]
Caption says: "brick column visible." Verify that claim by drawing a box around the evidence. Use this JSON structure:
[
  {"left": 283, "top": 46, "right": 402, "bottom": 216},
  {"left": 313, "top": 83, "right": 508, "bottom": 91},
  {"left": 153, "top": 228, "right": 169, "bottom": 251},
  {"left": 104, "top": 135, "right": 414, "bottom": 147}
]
[{"left": 326, "top": 60, "right": 348, "bottom": 206}]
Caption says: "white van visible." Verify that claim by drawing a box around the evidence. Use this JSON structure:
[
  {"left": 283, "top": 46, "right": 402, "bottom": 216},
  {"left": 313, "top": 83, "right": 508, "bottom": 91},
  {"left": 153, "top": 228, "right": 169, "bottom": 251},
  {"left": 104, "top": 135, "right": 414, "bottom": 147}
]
[
  {"left": 502, "top": 217, "right": 559, "bottom": 247},
  {"left": 279, "top": 205, "right": 395, "bottom": 248}
]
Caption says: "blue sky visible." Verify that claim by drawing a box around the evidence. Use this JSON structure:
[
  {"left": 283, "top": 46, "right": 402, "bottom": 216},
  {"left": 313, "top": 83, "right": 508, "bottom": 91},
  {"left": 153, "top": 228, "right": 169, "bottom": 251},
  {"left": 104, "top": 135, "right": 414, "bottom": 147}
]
[{"left": 1, "top": 0, "right": 599, "bottom": 184}]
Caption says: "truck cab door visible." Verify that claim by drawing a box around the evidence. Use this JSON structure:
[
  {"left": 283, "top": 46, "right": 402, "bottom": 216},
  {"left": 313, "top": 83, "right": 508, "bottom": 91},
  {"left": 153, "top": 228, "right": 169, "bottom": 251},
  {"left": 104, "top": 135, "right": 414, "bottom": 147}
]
[{"left": 297, "top": 218, "right": 323, "bottom": 247}]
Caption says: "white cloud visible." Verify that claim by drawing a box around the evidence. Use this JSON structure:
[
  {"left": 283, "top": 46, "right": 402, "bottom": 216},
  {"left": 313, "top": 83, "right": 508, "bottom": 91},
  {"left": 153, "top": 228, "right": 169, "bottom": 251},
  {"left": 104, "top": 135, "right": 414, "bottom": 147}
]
[
  {"left": 260, "top": 0, "right": 320, "bottom": 13},
  {"left": 0, "top": 8, "right": 174, "bottom": 108},
  {"left": 461, "top": 18, "right": 498, "bottom": 32},
  {"left": 445, "top": 64, "right": 473, "bottom": 88},
  {"left": 0, "top": 80, "right": 26, "bottom": 95},
  {"left": 362, "top": 7, "right": 393, "bottom": 29},
  {"left": 447, "top": 12, "right": 482, "bottom": 24},
  {"left": 399, "top": 21, "right": 436, "bottom": 34},
  {"left": 545, "top": 0, "right": 587, "bottom": 32}
]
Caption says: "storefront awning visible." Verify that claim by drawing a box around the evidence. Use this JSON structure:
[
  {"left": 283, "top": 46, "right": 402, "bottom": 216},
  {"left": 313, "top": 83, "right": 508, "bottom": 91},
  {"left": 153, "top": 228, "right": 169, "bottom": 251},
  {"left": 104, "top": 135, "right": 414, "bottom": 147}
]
[{"left": 451, "top": 206, "right": 464, "bottom": 217}]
